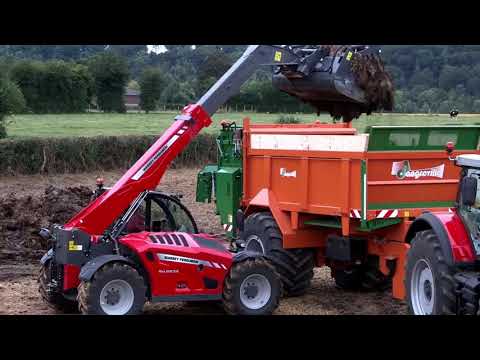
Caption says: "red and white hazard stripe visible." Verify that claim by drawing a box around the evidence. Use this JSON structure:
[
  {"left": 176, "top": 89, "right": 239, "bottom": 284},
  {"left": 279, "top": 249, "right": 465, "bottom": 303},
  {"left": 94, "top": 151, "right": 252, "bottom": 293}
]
[
  {"left": 350, "top": 209, "right": 362, "bottom": 219},
  {"left": 223, "top": 224, "right": 233, "bottom": 232},
  {"left": 212, "top": 262, "right": 227, "bottom": 270},
  {"left": 177, "top": 126, "right": 189, "bottom": 136},
  {"left": 375, "top": 209, "right": 399, "bottom": 219}
]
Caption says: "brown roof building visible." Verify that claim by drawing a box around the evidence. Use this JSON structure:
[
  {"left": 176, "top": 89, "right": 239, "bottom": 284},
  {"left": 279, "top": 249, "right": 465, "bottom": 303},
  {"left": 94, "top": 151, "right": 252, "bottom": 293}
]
[{"left": 125, "top": 89, "right": 140, "bottom": 110}]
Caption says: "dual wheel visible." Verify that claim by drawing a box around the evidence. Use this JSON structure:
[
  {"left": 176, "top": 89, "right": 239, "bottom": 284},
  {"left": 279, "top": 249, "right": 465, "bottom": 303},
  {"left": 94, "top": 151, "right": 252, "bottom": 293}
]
[{"left": 40, "top": 258, "right": 282, "bottom": 316}]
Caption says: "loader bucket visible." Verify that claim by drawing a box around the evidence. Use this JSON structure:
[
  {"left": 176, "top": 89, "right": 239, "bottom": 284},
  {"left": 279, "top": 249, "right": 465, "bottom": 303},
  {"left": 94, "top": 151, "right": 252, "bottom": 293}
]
[{"left": 272, "top": 46, "right": 394, "bottom": 121}]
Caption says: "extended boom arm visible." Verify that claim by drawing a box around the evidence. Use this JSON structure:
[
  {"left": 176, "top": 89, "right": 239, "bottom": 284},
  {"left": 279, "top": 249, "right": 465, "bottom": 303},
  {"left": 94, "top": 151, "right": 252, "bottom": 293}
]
[{"left": 65, "top": 45, "right": 303, "bottom": 235}]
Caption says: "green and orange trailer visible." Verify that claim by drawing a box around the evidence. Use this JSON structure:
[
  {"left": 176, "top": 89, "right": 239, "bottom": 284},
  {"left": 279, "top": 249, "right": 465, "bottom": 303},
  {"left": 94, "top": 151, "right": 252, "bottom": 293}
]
[{"left": 198, "top": 120, "right": 480, "bottom": 314}]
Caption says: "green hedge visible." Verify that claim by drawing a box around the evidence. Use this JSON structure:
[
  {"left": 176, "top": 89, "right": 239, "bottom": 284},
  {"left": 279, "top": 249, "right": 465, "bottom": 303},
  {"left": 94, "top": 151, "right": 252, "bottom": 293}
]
[{"left": 0, "top": 134, "right": 217, "bottom": 175}]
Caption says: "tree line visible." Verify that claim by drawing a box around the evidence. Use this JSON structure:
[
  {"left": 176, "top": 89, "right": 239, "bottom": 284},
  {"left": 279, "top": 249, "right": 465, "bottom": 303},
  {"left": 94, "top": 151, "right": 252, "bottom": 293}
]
[
  {"left": 3, "top": 45, "right": 480, "bottom": 122},
  {"left": 379, "top": 45, "right": 480, "bottom": 113}
]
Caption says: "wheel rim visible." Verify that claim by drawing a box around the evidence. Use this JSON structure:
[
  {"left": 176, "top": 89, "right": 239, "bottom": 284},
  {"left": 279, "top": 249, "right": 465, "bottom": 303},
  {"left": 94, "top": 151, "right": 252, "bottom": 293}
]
[
  {"left": 411, "top": 259, "right": 435, "bottom": 315},
  {"left": 99, "top": 279, "right": 135, "bottom": 315},
  {"left": 239, "top": 274, "right": 271, "bottom": 310},
  {"left": 245, "top": 235, "right": 265, "bottom": 254}
]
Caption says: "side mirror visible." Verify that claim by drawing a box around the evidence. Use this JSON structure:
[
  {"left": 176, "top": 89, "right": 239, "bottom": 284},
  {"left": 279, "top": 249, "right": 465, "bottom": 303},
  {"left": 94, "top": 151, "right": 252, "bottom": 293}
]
[
  {"left": 460, "top": 177, "right": 477, "bottom": 207},
  {"left": 39, "top": 228, "right": 51, "bottom": 241}
]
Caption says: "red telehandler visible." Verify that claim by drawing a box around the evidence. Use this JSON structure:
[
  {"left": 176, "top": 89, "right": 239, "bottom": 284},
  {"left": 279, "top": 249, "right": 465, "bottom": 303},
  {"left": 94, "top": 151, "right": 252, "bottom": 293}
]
[{"left": 38, "top": 45, "right": 391, "bottom": 315}]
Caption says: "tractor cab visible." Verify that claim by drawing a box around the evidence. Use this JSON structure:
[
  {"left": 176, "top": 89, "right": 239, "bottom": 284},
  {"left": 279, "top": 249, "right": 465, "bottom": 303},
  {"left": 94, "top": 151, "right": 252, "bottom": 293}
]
[
  {"left": 456, "top": 154, "right": 480, "bottom": 210},
  {"left": 456, "top": 155, "right": 480, "bottom": 255}
]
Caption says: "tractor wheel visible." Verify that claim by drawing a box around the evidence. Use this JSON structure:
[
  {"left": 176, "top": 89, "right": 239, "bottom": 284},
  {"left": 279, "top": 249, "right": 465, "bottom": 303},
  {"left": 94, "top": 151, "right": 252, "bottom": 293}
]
[
  {"left": 222, "top": 257, "right": 282, "bottom": 315},
  {"left": 405, "top": 230, "right": 456, "bottom": 315},
  {"left": 244, "top": 212, "right": 315, "bottom": 297},
  {"left": 38, "top": 261, "right": 78, "bottom": 313},
  {"left": 77, "top": 263, "right": 147, "bottom": 315},
  {"left": 331, "top": 267, "right": 363, "bottom": 290}
]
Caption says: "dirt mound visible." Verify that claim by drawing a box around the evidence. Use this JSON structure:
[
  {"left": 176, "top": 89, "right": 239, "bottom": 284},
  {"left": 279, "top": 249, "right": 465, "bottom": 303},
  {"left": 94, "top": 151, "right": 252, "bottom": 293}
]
[{"left": 0, "top": 185, "right": 92, "bottom": 260}]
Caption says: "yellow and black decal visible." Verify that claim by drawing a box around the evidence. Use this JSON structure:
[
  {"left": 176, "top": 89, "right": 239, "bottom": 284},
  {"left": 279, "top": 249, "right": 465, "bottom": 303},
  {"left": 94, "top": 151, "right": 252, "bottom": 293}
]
[
  {"left": 274, "top": 51, "right": 283, "bottom": 62},
  {"left": 68, "top": 240, "right": 83, "bottom": 251}
]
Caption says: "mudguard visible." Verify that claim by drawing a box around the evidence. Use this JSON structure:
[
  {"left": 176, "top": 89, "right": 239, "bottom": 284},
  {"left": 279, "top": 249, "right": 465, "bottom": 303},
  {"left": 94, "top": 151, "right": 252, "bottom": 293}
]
[
  {"left": 79, "top": 255, "right": 135, "bottom": 282},
  {"left": 40, "top": 249, "right": 54, "bottom": 265},
  {"left": 407, "top": 211, "right": 476, "bottom": 265}
]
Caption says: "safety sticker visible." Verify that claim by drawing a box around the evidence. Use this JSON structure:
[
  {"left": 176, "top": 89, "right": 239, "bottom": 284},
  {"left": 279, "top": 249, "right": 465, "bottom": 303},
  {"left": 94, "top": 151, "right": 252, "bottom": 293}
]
[
  {"left": 346, "top": 52, "right": 353, "bottom": 61},
  {"left": 68, "top": 241, "right": 83, "bottom": 251},
  {"left": 274, "top": 51, "right": 282, "bottom": 62}
]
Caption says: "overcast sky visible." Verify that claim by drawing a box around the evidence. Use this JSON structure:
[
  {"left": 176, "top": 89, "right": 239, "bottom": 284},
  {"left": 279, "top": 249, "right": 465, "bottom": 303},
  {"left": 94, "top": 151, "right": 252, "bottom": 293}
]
[
  {"left": 147, "top": 45, "right": 167, "bottom": 54},
  {"left": 147, "top": 45, "right": 197, "bottom": 54}
]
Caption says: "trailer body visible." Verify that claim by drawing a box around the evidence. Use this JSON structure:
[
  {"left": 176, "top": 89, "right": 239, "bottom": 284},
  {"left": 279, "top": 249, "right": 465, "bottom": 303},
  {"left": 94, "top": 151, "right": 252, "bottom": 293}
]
[{"left": 198, "top": 120, "right": 480, "bottom": 300}]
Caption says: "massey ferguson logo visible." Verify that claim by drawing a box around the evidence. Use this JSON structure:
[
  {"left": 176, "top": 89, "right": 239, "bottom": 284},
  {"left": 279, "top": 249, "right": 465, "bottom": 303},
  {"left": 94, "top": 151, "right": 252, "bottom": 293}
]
[{"left": 391, "top": 161, "right": 445, "bottom": 180}]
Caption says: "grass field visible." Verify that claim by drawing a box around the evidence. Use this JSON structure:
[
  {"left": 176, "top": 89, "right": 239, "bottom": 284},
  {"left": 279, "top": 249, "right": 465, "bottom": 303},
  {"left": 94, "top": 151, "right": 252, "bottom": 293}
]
[{"left": 5, "top": 112, "right": 480, "bottom": 138}]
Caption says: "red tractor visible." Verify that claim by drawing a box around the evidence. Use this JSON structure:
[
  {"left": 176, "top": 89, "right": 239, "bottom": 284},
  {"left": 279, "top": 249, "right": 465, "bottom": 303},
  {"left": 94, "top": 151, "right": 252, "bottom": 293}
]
[
  {"left": 405, "top": 153, "right": 480, "bottom": 315},
  {"left": 37, "top": 45, "right": 392, "bottom": 315}
]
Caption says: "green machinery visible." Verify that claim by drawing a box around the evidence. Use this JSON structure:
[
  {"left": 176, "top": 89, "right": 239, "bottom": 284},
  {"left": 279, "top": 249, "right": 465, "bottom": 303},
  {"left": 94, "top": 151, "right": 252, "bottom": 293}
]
[{"left": 196, "top": 122, "right": 243, "bottom": 238}]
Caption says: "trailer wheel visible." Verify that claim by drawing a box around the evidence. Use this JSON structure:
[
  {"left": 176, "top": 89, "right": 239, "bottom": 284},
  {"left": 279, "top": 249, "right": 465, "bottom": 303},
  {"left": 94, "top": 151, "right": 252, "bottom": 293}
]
[
  {"left": 244, "top": 212, "right": 315, "bottom": 297},
  {"left": 77, "top": 263, "right": 147, "bottom": 315},
  {"left": 331, "top": 265, "right": 390, "bottom": 291},
  {"left": 331, "top": 267, "right": 363, "bottom": 290},
  {"left": 38, "top": 261, "right": 78, "bottom": 313},
  {"left": 223, "top": 257, "right": 282, "bottom": 315},
  {"left": 405, "top": 230, "right": 456, "bottom": 315},
  {"left": 361, "top": 264, "right": 391, "bottom": 291}
]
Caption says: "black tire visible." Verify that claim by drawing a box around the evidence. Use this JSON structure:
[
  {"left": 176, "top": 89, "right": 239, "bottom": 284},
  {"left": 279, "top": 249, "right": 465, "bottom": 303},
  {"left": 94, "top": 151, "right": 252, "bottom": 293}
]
[
  {"left": 455, "top": 274, "right": 480, "bottom": 315},
  {"left": 361, "top": 266, "right": 391, "bottom": 291},
  {"left": 244, "top": 212, "right": 314, "bottom": 297},
  {"left": 77, "top": 263, "right": 147, "bottom": 315},
  {"left": 331, "top": 266, "right": 363, "bottom": 290},
  {"left": 38, "top": 261, "right": 78, "bottom": 313},
  {"left": 405, "top": 230, "right": 456, "bottom": 315},
  {"left": 223, "top": 257, "right": 282, "bottom": 315},
  {"left": 331, "top": 254, "right": 392, "bottom": 292}
]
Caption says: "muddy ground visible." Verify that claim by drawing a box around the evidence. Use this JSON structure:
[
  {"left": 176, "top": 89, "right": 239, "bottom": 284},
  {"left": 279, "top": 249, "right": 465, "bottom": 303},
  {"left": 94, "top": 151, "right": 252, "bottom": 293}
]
[{"left": 0, "top": 168, "right": 407, "bottom": 315}]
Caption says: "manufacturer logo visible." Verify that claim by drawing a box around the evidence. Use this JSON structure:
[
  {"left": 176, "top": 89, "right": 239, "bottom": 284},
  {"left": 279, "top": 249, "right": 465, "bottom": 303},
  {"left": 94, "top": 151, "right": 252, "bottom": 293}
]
[
  {"left": 157, "top": 254, "right": 227, "bottom": 270},
  {"left": 391, "top": 161, "right": 445, "bottom": 180},
  {"left": 280, "top": 168, "right": 297, "bottom": 178}
]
